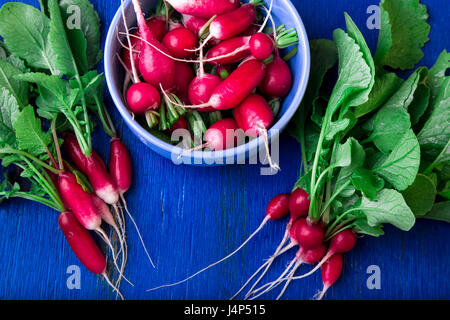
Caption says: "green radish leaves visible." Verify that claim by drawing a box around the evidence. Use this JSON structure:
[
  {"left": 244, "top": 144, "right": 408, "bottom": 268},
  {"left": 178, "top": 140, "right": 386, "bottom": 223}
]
[
  {"left": 359, "top": 189, "right": 416, "bottom": 231},
  {"left": 0, "top": 3, "right": 57, "bottom": 73},
  {"left": 375, "top": 0, "right": 430, "bottom": 70}
]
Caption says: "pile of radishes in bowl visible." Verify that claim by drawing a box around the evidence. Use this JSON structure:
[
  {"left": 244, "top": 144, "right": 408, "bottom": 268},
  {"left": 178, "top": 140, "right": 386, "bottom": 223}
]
[{"left": 119, "top": 0, "right": 299, "bottom": 167}]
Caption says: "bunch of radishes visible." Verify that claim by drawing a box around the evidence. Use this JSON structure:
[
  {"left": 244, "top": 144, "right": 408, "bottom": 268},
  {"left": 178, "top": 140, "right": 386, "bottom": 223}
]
[
  {"left": 149, "top": 187, "right": 356, "bottom": 300},
  {"left": 119, "top": 0, "right": 298, "bottom": 167}
]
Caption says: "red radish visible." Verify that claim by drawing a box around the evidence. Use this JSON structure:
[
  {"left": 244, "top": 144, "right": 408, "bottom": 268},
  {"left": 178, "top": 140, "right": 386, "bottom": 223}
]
[
  {"left": 233, "top": 93, "right": 274, "bottom": 137},
  {"left": 58, "top": 172, "right": 102, "bottom": 231},
  {"left": 233, "top": 93, "right": 279, "bottom": 170},
  {"left": 168, "top": 116, "right": 188, "bottom": 134},
  {"left": 109, "top": 138, "right": 132, "bottom": 195},
  {"left": 289, "top": 188, "right": 310, "bottom": 219},
  {"left": 165, "top": 0, "right": 240, "bottom": 19},
  {"left": 182, "top": 14, "right": 208, "bottom": 36},
  {"left": 162, "top": 27, "right": 198, "bottom": 59},
  {"left": 205, "top": 36, "right": 252, "bottom": 66},
  {"left": 259, "top": 54, "right": 293, "bottom": 98},
  {"left": 131, "top": 0, "right": 176, "bottom": 90},
  {"left": 249, "top": 243, "right": 328, "bottom": 300},
  {"left": 121, "top": 16, "right": 168, "bottom": 73},
  {"left": 287, "top": 230, "right": 356, "bottom": 282},
  {"left": 174, "top": 62, "right": 195, "bottom": 103},
  {"left": 148, "top": 191, "right": 291, "bottom": 292},
  {"left": 249, "top": 33, "right": 274, "bottom": 60},
  {"left": 266, "top": 194, "right": 290, "bottom": 220},
  {"left": 126, "top": 82, "right": 161, "bottom": 114},
  {"left": 204, "top": 118, "right": 240, "bottom": 151},
  {"left": 317, "top": 254, "right": 343, "bottom": 300},
  {"left": 63, "top": 133, "right": 119, "bottom": 205},
  {"left": 188, "top": 74, "right": 222, "bottom": 111},
  {"left": 208, "top": 3, "right": 257, "bottom": 41},
  {"left": 109, "top": 137, "right": 156, "bottom": 269},
  {"left": 59, "top": 211, "right": 123, "bottom": 299},
  {"left": 59, "top": 211, "right": 106, "bottom": 274},
  {"left": 294, "top": 217, "right": 324, "bottom": 250}
]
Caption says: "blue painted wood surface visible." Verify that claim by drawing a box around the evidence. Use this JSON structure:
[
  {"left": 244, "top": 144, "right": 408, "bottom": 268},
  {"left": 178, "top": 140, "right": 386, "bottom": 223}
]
[{"left": 0, "top": 0, "right": 449, "bottom": 300}]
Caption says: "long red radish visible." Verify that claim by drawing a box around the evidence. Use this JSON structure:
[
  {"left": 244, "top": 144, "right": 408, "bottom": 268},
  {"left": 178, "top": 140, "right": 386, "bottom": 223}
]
[
  {"left": 316, "top": 253, "right": 343, "bottom": 300},
  {"left": 182, "top": 14, "right": 208, "bottom": 36},
  {"left": 91, "top": 194, "right": 132, "bottom": 288},
  {"left": 109, "top": 138, "right": 156, "bottom": 268},
  {"left": 233, "top": 93, "right": 279, "bottom": 171},
  {"left": 59, "top": 211, "right": 123, "bottom": 299},
  {"left": 205, "top": 36, "right": 252, "bottom": 66},
  {"left": 131, "top": 0, "right": 176, "bottom": 89},
  {"left": 165, "top": 0, "right": 240, "bottom": 19},
  {"left": 259, "top": 54, "right": 293, "bottom": 98},
  {"left": 148, "top": 192, "right": 291, "bottom": 291},
  {"left": 163, "top": 59, "right": 267, "bottom": 111},
  {"left": 63, "top": 133, "right": 119, "bottom": 205}
]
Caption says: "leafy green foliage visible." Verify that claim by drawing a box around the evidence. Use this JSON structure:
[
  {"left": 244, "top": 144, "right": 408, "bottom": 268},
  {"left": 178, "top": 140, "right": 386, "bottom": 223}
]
[
  {"left": 401, "top": 174, "right": 437, "bottom": 216},
  {"left": 0, "top": 2, "right": 57, "bottom": 73},
  {"left": 0, "top": 59, "right": 28, "bottom": 108},
  {"left": 375, "top": 0, "right": 430, "bottom": 70},
  {"left": 422, "top": 201, "right": 450, "bottom": 223}
]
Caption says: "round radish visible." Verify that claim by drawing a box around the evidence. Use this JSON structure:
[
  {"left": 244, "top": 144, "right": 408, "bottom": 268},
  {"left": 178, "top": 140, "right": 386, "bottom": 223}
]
[
  {"left": 289, "top": 188, "right": 310, "bottom": 221},
  {"left": 300, "top": 243, "right": 328, "bottom": 265},
  {"left": 188, "top": 74, "right": 222, "bottom": 111},
  {"left": 126, "top": 82, "right": 161, "bottom": 114},
  {"left": 294, "top": 218, "right": 324, "bottom": 250},
  {"left": 162, "top": 27, "right": 198, "bottom": 59},
  {"left": 259, "top": 55, "right": 293, "bottom": 98},
  {"left": 249, "top": 33, "right": 274, "bottom": 60},
  {"left": 204, "top": 118, "right": 240, "bottom": 151}
]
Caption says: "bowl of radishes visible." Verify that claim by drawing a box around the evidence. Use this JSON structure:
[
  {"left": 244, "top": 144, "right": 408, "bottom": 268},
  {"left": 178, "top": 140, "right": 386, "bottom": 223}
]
[{"left": 105, "top": 0, "right": 310, "bottom": 167}]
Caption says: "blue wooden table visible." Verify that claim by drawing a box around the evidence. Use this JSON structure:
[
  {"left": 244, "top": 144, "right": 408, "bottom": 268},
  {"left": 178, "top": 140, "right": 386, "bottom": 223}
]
[{"left": 0, "top": 0, "right": 448, "bottom": 300}]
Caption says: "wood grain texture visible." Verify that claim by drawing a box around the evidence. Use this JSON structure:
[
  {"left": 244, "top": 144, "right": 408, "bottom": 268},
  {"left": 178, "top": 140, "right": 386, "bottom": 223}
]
[{"left": 0, "top": 0, "right": 448, "bottom": 300}]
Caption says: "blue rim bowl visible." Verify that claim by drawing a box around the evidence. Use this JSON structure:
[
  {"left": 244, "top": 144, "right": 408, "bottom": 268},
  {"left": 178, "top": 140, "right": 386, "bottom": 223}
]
[{"left": 104, "top": 0, "right": 310, "bottom": 166}]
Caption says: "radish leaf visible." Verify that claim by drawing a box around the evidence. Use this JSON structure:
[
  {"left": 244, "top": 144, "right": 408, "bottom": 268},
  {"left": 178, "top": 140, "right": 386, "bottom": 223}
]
[{"left": 375, "top": 0, "right": 430, "bottom": 70}]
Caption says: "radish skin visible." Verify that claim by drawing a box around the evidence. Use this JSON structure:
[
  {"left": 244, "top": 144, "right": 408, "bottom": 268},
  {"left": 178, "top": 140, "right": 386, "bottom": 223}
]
[
  {"left": 131, "top": 0, "right": 176, "bottom": 89},
  {"left": 317, "top": 253, "right": 343, "bottom": 300},
  {"left": 163, "top": 27, "right": 198, "bottom": 59},
  {"left": 174, "top": 62, "right": 195, "bottom": 103},
  {"left": 165, "top": 0, "right": 240, "bottom": 19},
  {"left": 126, "top": 82, "right": 161, "bottom": 114},
  {"left": 59, "top": 211, "right": 106, "bottom": 274},
  {"left": 259, "top": 54, "right": 293, "bottom": 98}
]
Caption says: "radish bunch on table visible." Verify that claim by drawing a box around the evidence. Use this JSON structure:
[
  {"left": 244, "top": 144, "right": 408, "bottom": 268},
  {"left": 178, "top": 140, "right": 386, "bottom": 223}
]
[{"left": 119, "top": 0, "right": 299, "bottom": 168}]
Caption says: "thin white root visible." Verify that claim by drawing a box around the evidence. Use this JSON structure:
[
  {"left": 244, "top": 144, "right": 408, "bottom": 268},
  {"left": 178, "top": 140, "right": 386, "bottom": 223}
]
[
  {"left": 148, "top": 216, "right": 271, "bottom": 291},
  {"left": 243, "top": 229, "right": 290, "bottom": 299},
  {"left": 314, "top": 285, "right": 329, "bottom": 300},
  {"left": 259, "top": 126, "right": 280, "bottom": 171},
  {"left": 121, "top": 193, "right": 156, "bottom": 269},
  {"left": 248, "top": 257, "right": 298, "bottom": 300},
  {"left": 96, "top": 227, "right": 133, "bottom": 287},
  {"left": 276, "top": 259, "right": 303, "bottom": 300},
  {"left": 159, "top": 83, "right": 211, "bottom": 109},
  {"left": 258, "top": 0, "right": 274, "bottom": 34},
  {"left": 186, "top": 34, "right": 213, "bottom": 52},
  {"left": 177, "top": 143, "right": 208, "bottom": 160},
  {"left": 120, "top": 0, "right": 140, "bottom": 83},
  {"left": 120, "top": 32, "right": 249, "bottom": 65},
  {"left": 103, "top": 273, "right": 124, "bottom": 300}
]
